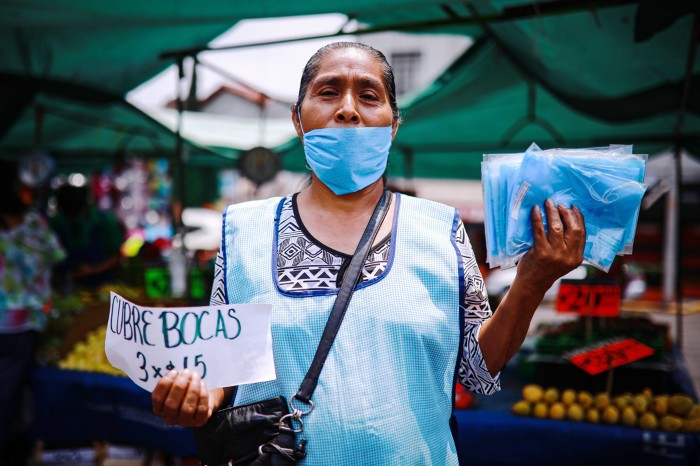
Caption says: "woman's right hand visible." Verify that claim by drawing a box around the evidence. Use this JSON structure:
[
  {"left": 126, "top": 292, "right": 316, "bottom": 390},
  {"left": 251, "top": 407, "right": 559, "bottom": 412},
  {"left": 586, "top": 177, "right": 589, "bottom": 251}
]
[{"left": 151, "top": 368, "right": 218, "bottom": 427}]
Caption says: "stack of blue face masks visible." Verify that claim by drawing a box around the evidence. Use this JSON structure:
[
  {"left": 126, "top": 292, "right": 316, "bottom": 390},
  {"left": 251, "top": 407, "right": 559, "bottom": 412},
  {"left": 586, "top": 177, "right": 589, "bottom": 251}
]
[{"left": 482, "top": 143, "right": 647, "bottom": 272}]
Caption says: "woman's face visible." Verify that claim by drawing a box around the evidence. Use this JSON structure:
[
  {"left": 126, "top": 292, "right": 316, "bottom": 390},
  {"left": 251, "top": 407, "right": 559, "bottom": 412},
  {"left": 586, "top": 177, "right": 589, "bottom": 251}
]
[{"left": 293, "top": 48, "right": 398, "bottom": 139}]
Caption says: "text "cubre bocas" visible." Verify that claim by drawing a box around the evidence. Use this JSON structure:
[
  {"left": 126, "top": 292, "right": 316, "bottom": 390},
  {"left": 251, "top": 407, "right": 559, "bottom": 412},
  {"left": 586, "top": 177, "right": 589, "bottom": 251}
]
[{"left": 109, "top": 294, "right": 242, "bottom": 348}]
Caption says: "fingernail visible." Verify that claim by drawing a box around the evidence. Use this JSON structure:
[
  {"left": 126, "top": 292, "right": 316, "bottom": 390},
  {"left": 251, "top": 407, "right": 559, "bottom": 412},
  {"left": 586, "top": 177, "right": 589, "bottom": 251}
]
[
  {"left": 183, "top": 369, "right": 192, "bottom": 378},
  {"left": 573, "top": 205, "right": 580, "bottom": 213},
  {"left": 546, "top": 198, "right": 555, "bottom": 207},
  {"left": 166, "top": 370, "right": 177, "bottom": 378},
  {"left": 192, "top": 371, "right": 200, "bottom": 381},
  {"left": 534, "top": 205, "right": 541, "bottom": 215}
]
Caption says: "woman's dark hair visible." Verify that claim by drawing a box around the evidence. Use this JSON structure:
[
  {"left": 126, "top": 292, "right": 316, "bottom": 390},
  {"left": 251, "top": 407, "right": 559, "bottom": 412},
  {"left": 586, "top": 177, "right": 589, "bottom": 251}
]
[
  {"left": 0, "top": 160, "right": 26, "bottom": 216},
  {"left": 294, "top": 42, "right": 400, "bottom": 123},
  {"left": 55, "top": 184, "right": 89, "bottom": 217}
]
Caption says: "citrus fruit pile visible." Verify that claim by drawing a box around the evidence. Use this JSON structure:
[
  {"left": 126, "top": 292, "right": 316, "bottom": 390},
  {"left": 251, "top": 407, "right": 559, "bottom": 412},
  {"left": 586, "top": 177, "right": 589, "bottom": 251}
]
[
  {"left": 58, "top": 325, "right": 125, "bottom": 377},
  {"left": 512, "top": 384, "right": 700, "bottom": 433}
]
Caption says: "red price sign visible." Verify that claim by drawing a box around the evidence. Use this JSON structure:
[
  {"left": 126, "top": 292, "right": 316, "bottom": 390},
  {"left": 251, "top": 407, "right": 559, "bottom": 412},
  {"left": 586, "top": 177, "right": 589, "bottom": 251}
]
[
  {"left": 568, "top": 338, "right": 655, "bottom": 375},
  {"left": 556, "top": 279, "right": 621, "bottom": 317}
]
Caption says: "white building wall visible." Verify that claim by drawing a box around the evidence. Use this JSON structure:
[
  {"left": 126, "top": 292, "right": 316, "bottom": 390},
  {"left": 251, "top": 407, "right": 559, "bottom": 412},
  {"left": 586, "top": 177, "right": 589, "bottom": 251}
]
[
  {"left": 360, "top": 32, "right": 472, "bottom": 99},
  {"left": 201, "top": 93, "right": 292, "bottom": 119}
]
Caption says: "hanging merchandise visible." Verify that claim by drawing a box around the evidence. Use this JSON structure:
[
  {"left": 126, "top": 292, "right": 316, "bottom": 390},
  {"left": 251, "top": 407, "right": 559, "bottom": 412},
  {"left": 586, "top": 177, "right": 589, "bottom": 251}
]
[
  {"left": 482, "top": 143, "right": 648, "bottom": 272},
  {"left": 19, "top": 150, "right": 55, "bottom": 187}
]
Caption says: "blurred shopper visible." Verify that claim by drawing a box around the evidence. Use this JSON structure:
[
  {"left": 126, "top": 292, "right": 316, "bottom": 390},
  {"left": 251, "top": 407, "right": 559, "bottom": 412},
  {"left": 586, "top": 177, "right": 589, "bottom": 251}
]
[
  {"left": 0, "top": 160, "right": 66, "bottom": 465},
  {"left": 50, "top": 184, "right": 124, "bottom": 290}
]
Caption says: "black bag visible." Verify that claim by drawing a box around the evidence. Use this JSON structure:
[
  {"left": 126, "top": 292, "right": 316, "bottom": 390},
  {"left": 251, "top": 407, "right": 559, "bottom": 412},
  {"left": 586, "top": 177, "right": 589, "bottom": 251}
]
[
  {"left": 192, "top": 396, "right": 302, "bottom": 466},
  {"left": 192, "top": 190, "right": 393, "bottom": 466}
]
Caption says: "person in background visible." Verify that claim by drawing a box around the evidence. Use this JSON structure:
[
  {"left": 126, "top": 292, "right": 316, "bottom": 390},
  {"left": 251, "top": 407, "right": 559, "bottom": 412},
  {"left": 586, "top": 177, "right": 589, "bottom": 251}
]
[
  {"left": 0, "top": 160, "right": 66, "bottom": 465},
  {"left": 50, "top": 184, "right": 124, "bottom": 290}
]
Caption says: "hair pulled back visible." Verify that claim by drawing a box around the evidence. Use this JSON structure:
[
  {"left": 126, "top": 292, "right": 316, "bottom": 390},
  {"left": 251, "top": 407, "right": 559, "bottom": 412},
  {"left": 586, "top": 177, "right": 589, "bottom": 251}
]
[{"left": 294, "top": 42, "right": 400, "bottom": 123}]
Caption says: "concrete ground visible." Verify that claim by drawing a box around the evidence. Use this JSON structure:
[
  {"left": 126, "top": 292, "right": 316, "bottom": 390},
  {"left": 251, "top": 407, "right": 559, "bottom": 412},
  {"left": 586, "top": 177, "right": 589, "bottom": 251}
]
[{"left": 528, "top": 303, "right": 700, "bottom": 398}]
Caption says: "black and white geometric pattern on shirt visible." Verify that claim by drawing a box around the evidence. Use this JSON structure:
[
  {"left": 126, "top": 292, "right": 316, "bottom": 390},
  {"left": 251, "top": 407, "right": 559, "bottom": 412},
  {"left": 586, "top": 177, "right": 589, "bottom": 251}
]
[
  {"left": 210, "top": 248, "right": 227, "bottom": 306},
  {"left": 276, "top": 195, "right": 390, "bottom": 290}
]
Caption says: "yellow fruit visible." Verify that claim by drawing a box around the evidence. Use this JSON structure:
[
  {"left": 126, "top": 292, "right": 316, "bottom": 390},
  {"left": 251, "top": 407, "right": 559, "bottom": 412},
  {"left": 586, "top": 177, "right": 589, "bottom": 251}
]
[
  {"left": 651, "top": 395, "right": 669, "bottom": 417},
  {"left": 641, "top": 387, "right": 653, "bottom": 403},
  {"left": 543, "top": 387, "right": 560, "bottom": 404},
  {"left": 578, "top": 391, "right": 594, "bottom": 409},
  {"left": 586, "top": 409, "right": 600, "bottom": 424},
  {"left": 632, "top": 395, "right": 648, "bottom": 414},
  {"left": 659, "top": 415, "right": 683, "bottom": 432},
  {"left": 602, "top": 406, "right": 620, "bottom": 425},
  {"left": 522, "top": 384, "right": 544, "bottom": 403},
  {"left": 567, "top": 404, "right": 584, "bottom": 422},
  {"left": 621, "top": 406, "right": 638, "bottom": 427},
  {"left": 561, "top": 389, "right": 576, "bottom": 406},
  {"left": 58, "top": 325, "right": 125, "bottom": 377},
  {"left": 613, "top": 394, "right": 632, "bottom": 411},
  {"left": 533, "top": 402, "right": 549, "bottom": 419},
  {"left": 687, "top": 404, "right": 700, "bottom": 419},
  {"left": 512, "top": 400, "right": 531, "bottom": 417},
  {"left": 668, "top": 394, "right": 694, "bottom": 417},
  {"left": 550, "top": 402, "right": 566, "bottom": 420},
  {"left": 639, "top": 412, "right": 658, "bottom": 431},
  {"left": 594, "top": 393, "right": 610, "bottom": 410}
]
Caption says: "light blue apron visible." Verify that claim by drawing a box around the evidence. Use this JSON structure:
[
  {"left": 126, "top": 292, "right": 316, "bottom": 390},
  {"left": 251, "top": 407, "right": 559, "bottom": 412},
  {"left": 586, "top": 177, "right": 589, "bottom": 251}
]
[{"left": 222, "top": 193, "right": 463, "bottom": 466}]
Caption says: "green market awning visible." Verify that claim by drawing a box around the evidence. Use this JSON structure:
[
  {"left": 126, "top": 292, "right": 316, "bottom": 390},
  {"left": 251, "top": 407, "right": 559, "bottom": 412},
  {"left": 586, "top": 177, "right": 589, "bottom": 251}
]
[
  {"left": 1, "top": 0, "right": 699, "bottom": 180},
  {"left": 0, "top": 75, "right": 225, "bottom": 172}
]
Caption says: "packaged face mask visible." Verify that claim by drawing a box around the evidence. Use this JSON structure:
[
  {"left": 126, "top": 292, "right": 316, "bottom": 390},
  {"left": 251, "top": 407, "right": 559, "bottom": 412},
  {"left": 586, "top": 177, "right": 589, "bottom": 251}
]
[
  {"left": 482, "top": 151, "right": 525, "bottom": 268},
  {"left": 531, "top": 146, "right": 647, "bottom": 255},
  {"left": 482, "top": 143, "right": 647, "bottom": 272},
  {"left": 505, "top": 146, "right": 647, "bottom": 272}
]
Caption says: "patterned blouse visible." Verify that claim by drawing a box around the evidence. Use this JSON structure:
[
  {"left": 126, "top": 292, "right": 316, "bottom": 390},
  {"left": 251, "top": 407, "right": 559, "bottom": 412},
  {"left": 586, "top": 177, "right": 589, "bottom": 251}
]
[
  {"left": 0, "top": 211, "right": 66, "bottom": 333},
  {"left": 210, "top": 194, "right": 501, "bottom": 394}
]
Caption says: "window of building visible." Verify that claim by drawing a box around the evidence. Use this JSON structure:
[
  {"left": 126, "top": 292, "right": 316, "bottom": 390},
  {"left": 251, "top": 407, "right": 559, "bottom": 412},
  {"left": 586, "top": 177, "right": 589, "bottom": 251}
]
[{"left": 391, "top": 51, "right": 422, "bottom": 97}]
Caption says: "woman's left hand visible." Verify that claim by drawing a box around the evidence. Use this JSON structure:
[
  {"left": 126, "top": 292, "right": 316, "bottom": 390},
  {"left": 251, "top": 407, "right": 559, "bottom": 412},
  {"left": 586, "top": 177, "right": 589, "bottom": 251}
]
[{"left": 516, "top": 198, "right": 586, "bottom": 294}]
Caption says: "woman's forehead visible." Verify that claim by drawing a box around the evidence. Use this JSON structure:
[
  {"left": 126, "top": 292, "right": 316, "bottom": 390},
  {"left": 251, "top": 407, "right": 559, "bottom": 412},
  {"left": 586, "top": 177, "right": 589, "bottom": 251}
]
[{"left": 314, "top": 48, "right": 384, "bottom": 81}]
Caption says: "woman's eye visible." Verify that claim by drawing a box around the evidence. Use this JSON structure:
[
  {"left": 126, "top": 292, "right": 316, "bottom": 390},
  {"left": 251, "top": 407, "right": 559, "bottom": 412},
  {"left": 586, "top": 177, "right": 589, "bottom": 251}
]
[
  {"left": 320, "top": 90, "right": 338, "bottom": 96},
  {"left": 361, "top": 94, "right": 379, "bottom": 101}
]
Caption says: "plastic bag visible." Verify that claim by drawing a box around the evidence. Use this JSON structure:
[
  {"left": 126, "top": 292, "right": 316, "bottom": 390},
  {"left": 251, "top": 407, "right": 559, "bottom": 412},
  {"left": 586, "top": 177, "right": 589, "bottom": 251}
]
[
  {"left": 482, "top": 143, "right": 647, "bottom": 272},
  {"left": 482, "top": 151, "right": 525, "bottom": 268}
]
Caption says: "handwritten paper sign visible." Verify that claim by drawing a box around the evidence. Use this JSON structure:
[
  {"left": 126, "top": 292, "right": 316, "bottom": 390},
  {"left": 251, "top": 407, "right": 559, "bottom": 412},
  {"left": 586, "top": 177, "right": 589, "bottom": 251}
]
[
  {"left": 556, "top": 279, "right": 621, "bottom": 317},
  {"left": 105, "top": 292, "right": 275, "bottom": 392},
  {"left": 567, "top": 338, "right": 655, "bottom": 375}
]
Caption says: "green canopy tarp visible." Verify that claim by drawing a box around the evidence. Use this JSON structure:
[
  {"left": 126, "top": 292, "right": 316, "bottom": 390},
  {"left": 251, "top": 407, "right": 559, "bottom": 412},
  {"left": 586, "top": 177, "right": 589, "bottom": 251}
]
[
  {"left": 1, "top": 0, "right": 699, "bottom": 179},
  {"left": 281, "top": 1, "right": 700, "bottom": 178}
]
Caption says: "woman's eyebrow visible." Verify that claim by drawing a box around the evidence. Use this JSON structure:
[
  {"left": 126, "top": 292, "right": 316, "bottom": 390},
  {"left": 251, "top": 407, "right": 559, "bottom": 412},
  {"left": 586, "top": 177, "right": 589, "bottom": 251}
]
[
  {"left": 357, "top": 77, "right": 383, "bottom": 90},
  {"left": 312, "top": 74, "right": 383, "bottom": 90},
  {"left": 313, "top": 75, "right": 341, "bottom": 87}
]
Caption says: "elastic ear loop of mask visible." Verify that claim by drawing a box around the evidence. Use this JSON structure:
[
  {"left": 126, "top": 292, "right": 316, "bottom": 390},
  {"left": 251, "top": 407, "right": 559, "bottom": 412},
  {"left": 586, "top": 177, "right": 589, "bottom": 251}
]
[
  {"left": 296, "top": 104, "right": 305, "bottom": 135},
  {"left": 297, "top": 104, "right": 311, "bottom": 171}
]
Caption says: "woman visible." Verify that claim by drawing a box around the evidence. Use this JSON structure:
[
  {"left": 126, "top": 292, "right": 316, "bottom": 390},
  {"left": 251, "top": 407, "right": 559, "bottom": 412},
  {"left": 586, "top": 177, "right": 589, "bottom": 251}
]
[
  {"left": 0, "top": 161, "right": 66, "bottom": 465},
  {"left": 152, "top": 42, "right": 585, "bottom": 465}
]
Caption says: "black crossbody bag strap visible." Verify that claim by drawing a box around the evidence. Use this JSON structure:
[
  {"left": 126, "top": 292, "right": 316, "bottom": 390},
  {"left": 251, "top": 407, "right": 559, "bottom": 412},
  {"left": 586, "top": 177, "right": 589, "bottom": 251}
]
[{"left": 294, "top": 189, "right": 392, "bottom": 404}]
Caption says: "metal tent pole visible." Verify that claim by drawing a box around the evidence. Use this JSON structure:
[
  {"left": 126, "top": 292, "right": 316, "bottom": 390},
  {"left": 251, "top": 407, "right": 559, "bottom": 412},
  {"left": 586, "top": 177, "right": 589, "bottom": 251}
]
[{"left": 671, "top": 7, "right": 700, "bottom": 349}]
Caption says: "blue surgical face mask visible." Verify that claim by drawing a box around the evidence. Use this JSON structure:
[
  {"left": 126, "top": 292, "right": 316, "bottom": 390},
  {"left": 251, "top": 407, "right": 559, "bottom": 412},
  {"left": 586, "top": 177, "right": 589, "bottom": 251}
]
[{"left": 298, "top": 109, "right": 393, "bottom": 195}]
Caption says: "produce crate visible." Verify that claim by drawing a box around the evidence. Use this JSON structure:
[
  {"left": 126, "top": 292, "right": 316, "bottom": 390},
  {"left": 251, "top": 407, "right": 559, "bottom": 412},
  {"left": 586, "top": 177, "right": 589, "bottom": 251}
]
[
  {"left": 534, "top": 316, "right": 670, "bottom": 363},
  {"left": 528, "top": 354, "right": 676, "bottom": 395}
]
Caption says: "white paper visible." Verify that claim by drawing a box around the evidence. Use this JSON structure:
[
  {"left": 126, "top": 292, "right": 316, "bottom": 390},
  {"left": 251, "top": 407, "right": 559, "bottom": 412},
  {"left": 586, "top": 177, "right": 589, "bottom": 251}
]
[{"left": 105, "top": 292, "right": 275, "bottom": 392}]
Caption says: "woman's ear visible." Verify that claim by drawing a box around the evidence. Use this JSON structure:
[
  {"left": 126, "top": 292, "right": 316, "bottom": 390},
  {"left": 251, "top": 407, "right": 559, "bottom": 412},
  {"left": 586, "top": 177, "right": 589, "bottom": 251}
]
[
  {"left": 391, "top": 119, "right": 400, "bottom": 141},
  {"left": 292, "top": 104, "right": 303, "bottom": 139}
]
